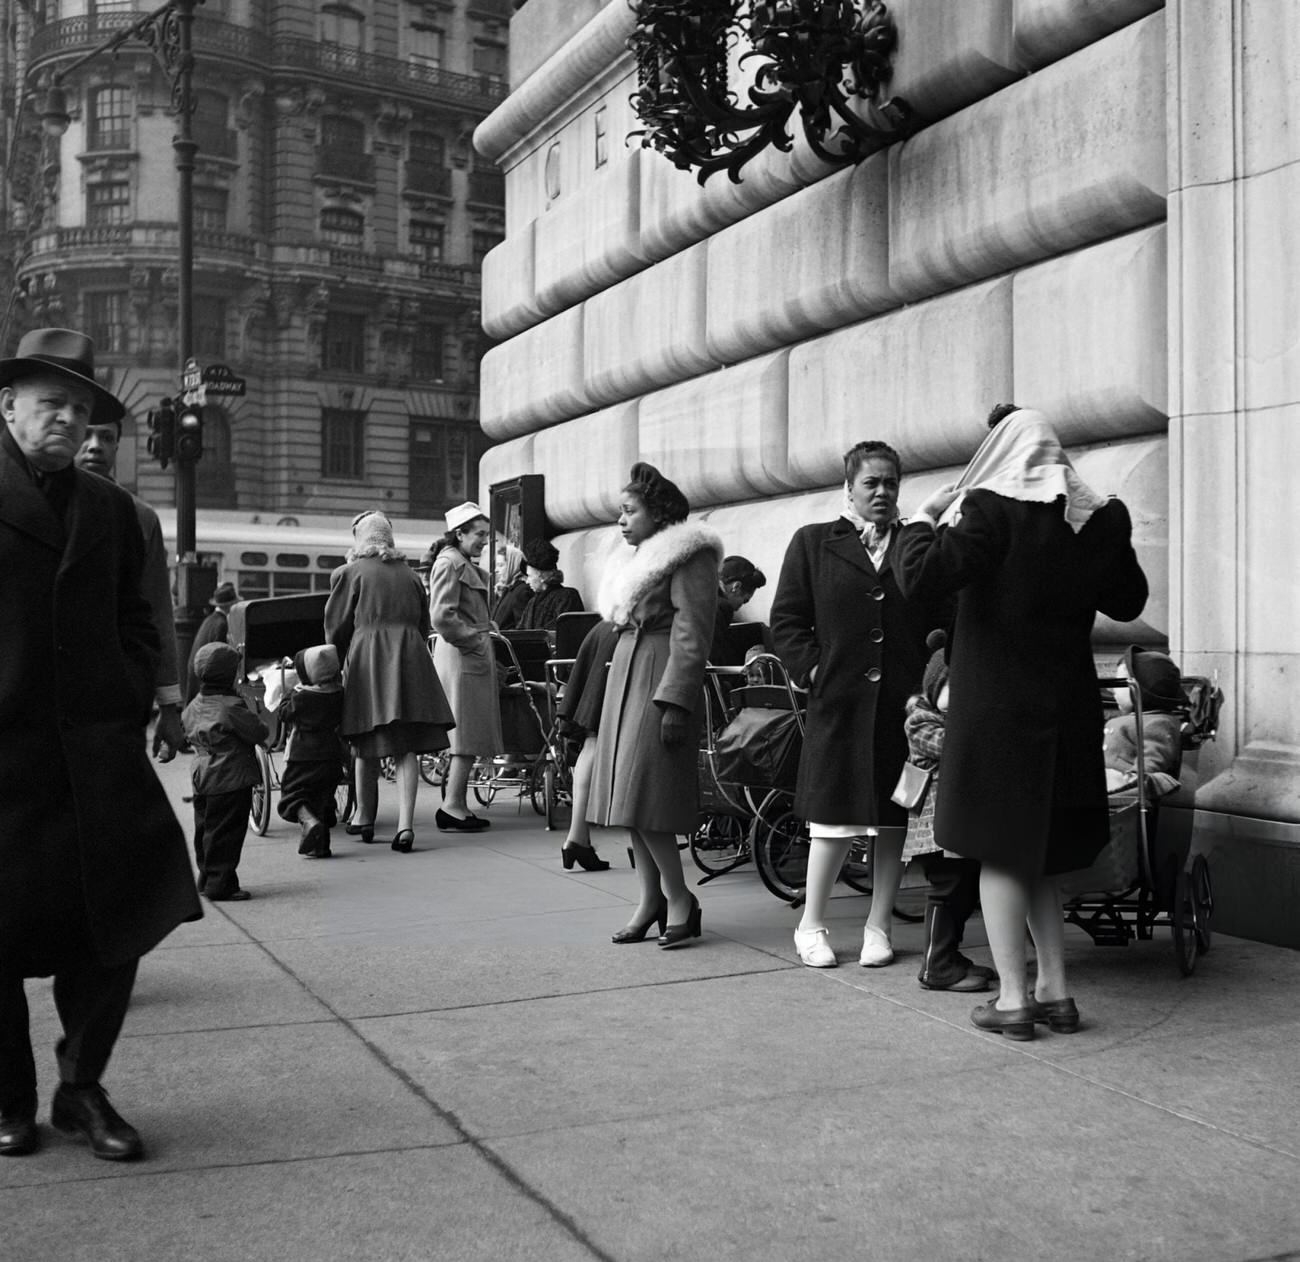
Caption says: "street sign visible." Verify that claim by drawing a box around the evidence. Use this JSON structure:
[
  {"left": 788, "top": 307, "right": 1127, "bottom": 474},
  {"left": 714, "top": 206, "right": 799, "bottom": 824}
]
[
  {"left": 181, "top": 385, "right": 206, "bottom": 407},
  {"left": 181, "top": 356, "right": 202, "bottom": 391},
  {"left": 200, "top": 362, "right": 246, "bottom": 396}
]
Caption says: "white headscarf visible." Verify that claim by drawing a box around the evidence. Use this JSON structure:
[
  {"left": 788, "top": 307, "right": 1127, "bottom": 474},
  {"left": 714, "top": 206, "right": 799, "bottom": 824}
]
[
  {"left": 938, "top": 409, "right": 1107, "bottom": 534},
  {"left": 347, "top": 510, "right": 406, "bottom": 562}
]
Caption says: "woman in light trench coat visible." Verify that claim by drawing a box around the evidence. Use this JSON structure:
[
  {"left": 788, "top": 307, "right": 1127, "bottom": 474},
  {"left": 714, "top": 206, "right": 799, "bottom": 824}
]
[{"left": 429, "top": 501, "right": 503, "bottom": 830}]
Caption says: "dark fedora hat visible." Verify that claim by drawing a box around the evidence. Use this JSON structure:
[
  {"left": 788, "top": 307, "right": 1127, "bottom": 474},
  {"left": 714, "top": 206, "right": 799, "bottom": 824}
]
[{"left": 0, "top": 328, "right": 125, "bottom": 424}]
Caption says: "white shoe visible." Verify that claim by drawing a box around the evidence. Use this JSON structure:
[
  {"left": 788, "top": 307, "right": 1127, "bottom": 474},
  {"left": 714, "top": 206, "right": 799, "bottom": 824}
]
[
  {"left": 859, "top": 924, "right": 894, "bottom": 967},
  {"left": 793, "top": 927, "right": 838, "bottom": 968}
]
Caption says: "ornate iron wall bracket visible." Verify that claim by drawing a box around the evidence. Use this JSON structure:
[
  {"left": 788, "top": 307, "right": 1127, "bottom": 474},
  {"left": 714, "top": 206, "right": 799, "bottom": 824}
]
[{"left": 628, "top": 0, "right": 912, "bottom": 184}]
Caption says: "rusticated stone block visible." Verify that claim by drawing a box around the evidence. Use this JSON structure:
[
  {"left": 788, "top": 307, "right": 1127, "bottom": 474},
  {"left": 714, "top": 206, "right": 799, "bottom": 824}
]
[
  {"left": 890, "top": 13, "right": 1166, "bottom": 300},
  {"left": 1242, "top": 163, "right": 1300, "bottom": 413},
  {"left": 531, "top": 402, "right": 639, "bottom": 531},
  {"left": 888, "top": 0, "right": 1024, "bottom": 126},
  {"left": 583, "top": 240, "right": 712, "bottom": 407},
  {"left": 639, "top": 351, "right": 798, "bottom": 506},
  {"left": 480, "top": 221, "right": 543, "bottom": 341},
  {"left": 534, "top": 154, "right": 648, "bottom": 315},
  {"left": 509, "top": 0, "right": 613, "bottom": 91},
  {"left": 706, "top": 153, "right": 896, "bottom": 365},
  {"left": 479, "top": 305, "right": 588, "bottom": 440},
  {"left": 1013, "top": 225, "right": 1168, "bottom": 442},
  {"left": 1013, "top": 0, "right": 1164, "bottom": 70},
  {"left": 476, "top": 433, "right": 535, "bottom": 510},
  {"left": 787, "top": 277, "right": 1013, "bottom": 485}
]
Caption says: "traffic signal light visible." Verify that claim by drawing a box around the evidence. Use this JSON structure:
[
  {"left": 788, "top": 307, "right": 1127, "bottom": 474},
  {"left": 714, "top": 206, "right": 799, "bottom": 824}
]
[
  {"left": 175, "top": 403, "right": 204, "bottom": 463},
  {"left": 146, "top": 397, "right": 175, "bottom": 468}
]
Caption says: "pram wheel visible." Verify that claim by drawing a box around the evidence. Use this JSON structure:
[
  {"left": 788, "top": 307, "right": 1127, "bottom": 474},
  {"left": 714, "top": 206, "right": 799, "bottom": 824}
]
[
  {"left": 418, "top": 752, "right": 448, "bottom": 791},
  {"left": 542, "top": 760, "right": 571, "bottom": 830},
  {"left": 250, "top": 745, "right": 273, "bottom": 836},
  {"left": 334, "top": 765, "right": 355, "bottom": 825},
  {"left": 1172, "top": 858, "right": 1207, "bottom": 976},
  {"left": 689, "top": 813, "right": 749, "bottom": 876},
  {"left": 755, "top": 805, "right": 809, "bottom": 903},
  {"left": 1191, "top": 853, "right": 1213, "bottom": 956}
]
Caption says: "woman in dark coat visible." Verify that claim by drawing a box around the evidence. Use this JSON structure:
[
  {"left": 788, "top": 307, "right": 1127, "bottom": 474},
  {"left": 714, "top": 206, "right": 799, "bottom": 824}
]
[
  {"left": 896, "top": 409, "right": 1148, "bottom": 1039},
  {"left": 771, "top": 441, "right": 946, "bottom": 971},
  {"left": 429, "top": 501, "right": 503, "bottom": 831},
  {"left": 590, "top": 464, "right": 722, "bottom": 948},
  {"left": 325, "top": 510, "right": 454, "bottom": 853},
  {"left": 709, "top": 555, "right": 767, "bottom": 666}
]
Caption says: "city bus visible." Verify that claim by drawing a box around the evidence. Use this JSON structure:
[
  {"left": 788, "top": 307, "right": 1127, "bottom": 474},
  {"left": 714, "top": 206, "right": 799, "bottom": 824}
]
[{"left": 154, "top": 509, "right": 446, "bottom": 601}]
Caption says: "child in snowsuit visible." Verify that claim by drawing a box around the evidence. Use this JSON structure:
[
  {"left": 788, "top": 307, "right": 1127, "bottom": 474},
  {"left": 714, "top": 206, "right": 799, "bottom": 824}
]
[
  {"left": 902, "top": 631, "right": 997, "bottom": 993},
  {"left": 276, "top": 644, "right": 347, "bottom": 858},
  {"left": 183, "top": 642, "right": 268, "bottom": 901},
  {"left": 1104, "top": 645, "right": 1185, "bottom": 797}
]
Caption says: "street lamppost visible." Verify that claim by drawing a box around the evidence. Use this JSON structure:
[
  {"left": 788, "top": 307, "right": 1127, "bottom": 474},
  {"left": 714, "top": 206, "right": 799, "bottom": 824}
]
[{"left": 40, "top": 0, "right": 206, "bottom": 667}]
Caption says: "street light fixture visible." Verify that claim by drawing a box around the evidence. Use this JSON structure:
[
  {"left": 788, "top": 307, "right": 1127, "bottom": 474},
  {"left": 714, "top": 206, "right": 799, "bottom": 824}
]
[{"left": 37, "top": 0, "right": 207, "bottom": 666}]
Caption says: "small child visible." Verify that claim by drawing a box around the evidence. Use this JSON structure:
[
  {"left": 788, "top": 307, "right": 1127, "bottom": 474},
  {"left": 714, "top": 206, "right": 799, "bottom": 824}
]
[
  {"left": 182, "top": 642, "right": 268, "bottom": 901},
  {"left": 902, "top": 631, "right": 995, "bottom": 993},
  {"left": 276, "top": 644, "right": 347, "bottom": 858},
  {"left": 1104, "top": 646, "right": 1185, "bottom": 798}
]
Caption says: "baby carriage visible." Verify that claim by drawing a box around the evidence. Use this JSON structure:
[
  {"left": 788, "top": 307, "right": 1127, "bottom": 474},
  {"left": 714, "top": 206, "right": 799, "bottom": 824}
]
[
  {"left": 1059, "top": 669, "right": 1222, "bottom": 975},
  {"left": 692, "top": 654, "right": 875, "bottom": 902},
  {"left": 226, "top": 592, "right": 354, "bottom": 836}
]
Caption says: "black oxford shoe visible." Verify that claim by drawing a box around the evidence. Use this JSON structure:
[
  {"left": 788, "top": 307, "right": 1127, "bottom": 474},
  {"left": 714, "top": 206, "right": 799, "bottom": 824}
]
[
  {"left": 0, "top": 1112, "right": 38, "bottom": 1157},
  {"left": 51, "top": 1084, "right": 144, "bottom": 1161}
]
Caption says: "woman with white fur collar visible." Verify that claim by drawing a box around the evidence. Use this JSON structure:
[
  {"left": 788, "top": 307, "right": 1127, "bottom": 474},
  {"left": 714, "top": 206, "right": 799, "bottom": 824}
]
[{"left": 589, "top": 464, "right": 722, "bottom": 949}]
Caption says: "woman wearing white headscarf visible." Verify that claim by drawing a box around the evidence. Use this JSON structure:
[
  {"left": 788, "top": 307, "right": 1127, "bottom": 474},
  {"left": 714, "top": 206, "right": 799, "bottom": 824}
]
[
  {"left": 896, "top": 408, "right": 1149, "bottom": 1040},
  {"left": 325, "top": 510, "right": 454, "bottom": 852}
]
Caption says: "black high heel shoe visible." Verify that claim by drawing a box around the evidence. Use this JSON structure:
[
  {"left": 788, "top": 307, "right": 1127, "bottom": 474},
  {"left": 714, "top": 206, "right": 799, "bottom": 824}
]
[
  {"left": 611, "top": 898, "right": 669, "bottom": 944},
  {"left": 562, "top": 842, "right": 611, "bottom": 872},
  {"left": 391, "top": 829, "right": 414, "bottom": 853},
  {"left": 658, "top": 894, "right": 703, "bottom": 949},
  {"left": 345, "top": 822, "right": 375, "bottom": 844}
]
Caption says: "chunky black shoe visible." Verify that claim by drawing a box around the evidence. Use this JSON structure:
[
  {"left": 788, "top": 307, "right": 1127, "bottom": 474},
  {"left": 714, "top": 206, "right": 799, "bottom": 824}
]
[
  {"left": 970, "top": 1001, "right": 1036, "bottom": 1041},
  {"left": 51, "top": 1084, "right": 143, "bottom": 1161},
  {"left": 1030, "top": 996, "right": 1081, "bottom": 1033},
  {"left": 611, "top": 898, "right": 668, "bottom": 944},
  {"left": 562, "top": 843, "right": 610, "bottom": 872},
  {"left": 436, "top": 807, "right": 489, "bottom": 832},
  {"left": 658, "top": 894, "right": 703, "bottom": 950}
]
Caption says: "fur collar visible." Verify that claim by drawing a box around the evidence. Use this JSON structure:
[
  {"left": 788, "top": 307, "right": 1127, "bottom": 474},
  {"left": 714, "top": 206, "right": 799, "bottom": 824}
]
[{"left": 598, "top": 520, "right": 724, "bottom": 624}]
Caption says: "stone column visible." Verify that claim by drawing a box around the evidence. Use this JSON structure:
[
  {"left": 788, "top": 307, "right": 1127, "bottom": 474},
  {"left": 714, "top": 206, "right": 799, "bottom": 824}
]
[{"left": 1165, "top": 0, "right": 1300, "bottom": 940}]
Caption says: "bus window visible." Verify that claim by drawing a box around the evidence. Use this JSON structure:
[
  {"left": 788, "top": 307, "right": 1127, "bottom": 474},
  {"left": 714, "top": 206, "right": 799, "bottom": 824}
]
[
  {"left": 317, "top": 554, "right": 347, "bottom": 570},
  {"left": 273, "top": 571, "right": 312, "bottom": 594},
  {"left": 313, "top": 573, "right": 335, "bottom": 592},
  {"left": 276, "top": 552, "right": 310, "bottom": 568},
  {"left": 238, "top": 570, "right": 271, "bottom": 600},
  {"left": 240, "top": 551, "right": 269, "bottom": 567}
]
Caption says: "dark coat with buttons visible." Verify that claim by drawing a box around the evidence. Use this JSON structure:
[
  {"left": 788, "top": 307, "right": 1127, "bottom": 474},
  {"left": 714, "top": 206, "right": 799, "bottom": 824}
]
[
  {"left": 0, "top": 432, "right": 201, "bottom": 977},
  {"left": 771, "top": 519, "right": 947, "bottom": 826},
  {"left": 895, "top": 492, "right": 1148, "bottom": 877}
]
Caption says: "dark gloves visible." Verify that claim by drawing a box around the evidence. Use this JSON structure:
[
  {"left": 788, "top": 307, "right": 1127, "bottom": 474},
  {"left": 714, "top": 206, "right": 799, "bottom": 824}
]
[{"left": 659, "top": 702, "right": 689, "bottom": 750}]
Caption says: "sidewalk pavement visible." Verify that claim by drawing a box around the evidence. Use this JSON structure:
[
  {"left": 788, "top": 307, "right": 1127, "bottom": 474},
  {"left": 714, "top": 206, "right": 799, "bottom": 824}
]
[{"left": 7, "top": 757, "right": 1300, "bottom": 1262}]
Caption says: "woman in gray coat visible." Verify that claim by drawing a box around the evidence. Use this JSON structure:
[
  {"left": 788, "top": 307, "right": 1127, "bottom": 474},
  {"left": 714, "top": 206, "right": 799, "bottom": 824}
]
[
  {"left": 325, "top": 511, "right": 454, "bottom": 853},
  {"left": 429, "top": 501, "right": 503, "bottom": 831},
  {"left": 590, "top": 464, "right": 722, "bottom": 949}
]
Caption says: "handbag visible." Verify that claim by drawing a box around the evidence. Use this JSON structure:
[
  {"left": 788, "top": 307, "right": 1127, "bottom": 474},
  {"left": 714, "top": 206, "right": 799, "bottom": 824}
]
[{"left": 890, "top": 761, "right": 933, "bottom": 811}]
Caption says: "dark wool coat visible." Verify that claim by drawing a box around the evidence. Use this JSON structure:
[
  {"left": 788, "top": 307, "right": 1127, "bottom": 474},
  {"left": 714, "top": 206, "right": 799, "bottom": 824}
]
[
  {"left": 895, "top": 491, "right": 1149, "bottom": 878},
  {"left": 429, "top": 547, "right": 503, "bottom": 756},
  {"left": 771, "top": 519, "right": 948, "bottom": 826},
  {"left": 588, "top": 522, "right": 722, "bottom": 835},
  {"left": 325, "top": 555, "right": 454, "bottom": 740},
  {"left": 490, "top": 575, "right": 532, "bottom": 631},
  {"left": 0, "top": 436, "right": 201, "bottom": 977},
  {"left": 518, "top": 579, "right": 584, "bottom": 632},
  {"left": 184, "top": 607, "right": 229, "bottom": 701}
]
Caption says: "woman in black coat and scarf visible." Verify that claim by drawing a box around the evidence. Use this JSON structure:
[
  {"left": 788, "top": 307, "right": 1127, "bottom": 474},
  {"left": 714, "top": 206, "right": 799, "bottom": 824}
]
[
  {"left": 771, "top": 441, "right": 946, "bottom": 971},
  {"left": 896, "top": 409, "right": 1149, "bottom": 1040}
]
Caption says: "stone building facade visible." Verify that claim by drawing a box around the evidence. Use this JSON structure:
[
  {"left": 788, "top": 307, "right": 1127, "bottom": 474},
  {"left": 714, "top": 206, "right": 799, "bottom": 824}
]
[
  {"left": 3, "top": 0, "right": 510, "bottom": 522},
  {"left": 475, "top": 0, "right": 1299, "bottom": 946}
]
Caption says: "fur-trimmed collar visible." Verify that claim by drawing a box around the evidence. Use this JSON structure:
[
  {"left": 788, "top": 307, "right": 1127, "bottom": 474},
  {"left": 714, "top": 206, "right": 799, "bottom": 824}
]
[{"left": 598, "top": 520, "right": 724, "bottom": 624}]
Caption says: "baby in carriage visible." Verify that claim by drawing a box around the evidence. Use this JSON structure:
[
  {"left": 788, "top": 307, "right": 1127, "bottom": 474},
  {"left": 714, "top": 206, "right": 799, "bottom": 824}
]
[
  {"left": 276, "top": 645, "right": 347, "bottom": 858},
  {"left": 1104, "top": 645, "right": 1185, "bottom": 798}
]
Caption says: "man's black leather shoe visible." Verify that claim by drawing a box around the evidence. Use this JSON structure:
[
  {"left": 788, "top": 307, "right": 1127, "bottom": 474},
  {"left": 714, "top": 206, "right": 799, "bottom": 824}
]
[
  {"left": 0, "top": 1112, "right": 38, "bottom": 1156},
  {"left": 51, "top": 1084, "right": 143, "bottom": 1161}
]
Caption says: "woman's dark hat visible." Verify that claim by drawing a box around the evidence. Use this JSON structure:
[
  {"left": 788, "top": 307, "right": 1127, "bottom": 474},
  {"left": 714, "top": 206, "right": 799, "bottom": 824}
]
[
  {"left": 921, "top": 628, "right": 949, "bottom": 707},
  {"left": 1123, "top": 645, "right": 1185, "bottom": 711},
  {"left": 625, "top": 462, "right": 689, "bottom": 523},
  {"left": 0, "top": 328, "right": 125, "bottom": 424},
  {"left": 523, "top": 538, "right": 559, "bottom": 570}
]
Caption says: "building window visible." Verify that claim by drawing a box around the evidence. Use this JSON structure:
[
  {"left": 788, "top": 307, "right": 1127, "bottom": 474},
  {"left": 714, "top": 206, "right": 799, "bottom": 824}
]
[
  {"left": 321, "top": 114, "right": 365, "bottom": 157},
  {"left": 409, "top": 21, "right": 443, "bottom": 68},
  {"left": 320, "top": 207, "right": 365, "bottom": 247},
  {"left": 471, "top": 230, "right": 502, "bottom": 266},
  {"left": 321, "top": 407, "right": 364, "bottom": 479},
  {"left": 86, "top": 180, "right": 130, "bottom": 225},
  {"left": 472, "top": 38, "right": 507, "bottom": 87},
  {"left": 412, "top": 323, "right": 444, "bottom": 381},
  {"left": 193, "top": 91, "right": 234, "bottom": 157},
  {"left": 409, "top": 219, "right": 444, "bottom": 261},
  {"left": 593, "top": 105, "right": 608, "bottom": 168},
  {"left": 193, "top": 186, "right": 228, "bottom": 232},
  {"left": 409, "top": 419, "right": 489, "bottom": 517},
  {"left": 89, "top": 86, "right": 131, "bottom": 149},
  {"left": 320, "top": 3, "right": 364, "bottom": 47},
  {"left": 322, "top": 311, "right": 366, "bottom": 373},
  {"left": 86, "top": 292, "right": 127, "bottom": 352},
  {"left": 409, "top": 129, "right": 445, "bottom": 171},
  {"left": 194, "top": 296, "right": 227, "bottom": 358}
]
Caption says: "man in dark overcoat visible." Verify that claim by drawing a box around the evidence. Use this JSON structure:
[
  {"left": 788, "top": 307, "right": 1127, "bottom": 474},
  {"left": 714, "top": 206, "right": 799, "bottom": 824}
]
[{"left": 0, "top": 328, "right": 202, "bottom": 1160}]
